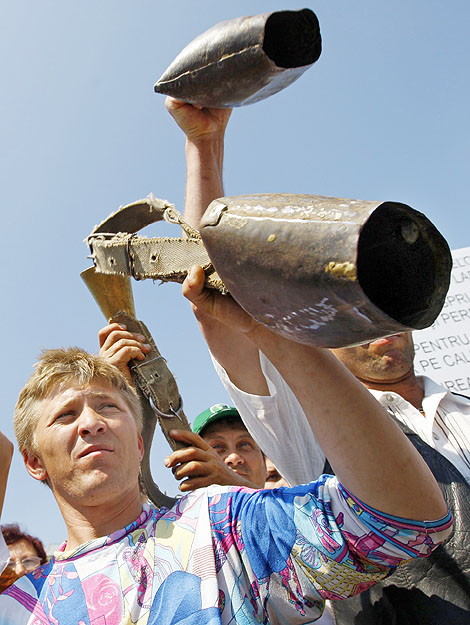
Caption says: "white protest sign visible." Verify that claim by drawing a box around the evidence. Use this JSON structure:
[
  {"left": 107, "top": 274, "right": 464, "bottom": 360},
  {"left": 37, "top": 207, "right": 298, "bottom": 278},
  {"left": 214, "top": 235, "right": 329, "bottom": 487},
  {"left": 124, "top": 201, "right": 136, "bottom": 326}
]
[{"left": 413, "top": 247, "right": 470, "bottom": 392}]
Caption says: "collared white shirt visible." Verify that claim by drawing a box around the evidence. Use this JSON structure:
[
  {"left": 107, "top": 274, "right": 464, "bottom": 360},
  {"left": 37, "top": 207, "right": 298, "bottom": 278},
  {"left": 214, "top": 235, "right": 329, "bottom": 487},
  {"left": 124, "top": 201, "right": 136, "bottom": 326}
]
[
  {"left": 214, "top": 353, "right": 470, "bottom": 487},
  {"left": 369, "top": 376, "right": 470, "bottom": 484}
]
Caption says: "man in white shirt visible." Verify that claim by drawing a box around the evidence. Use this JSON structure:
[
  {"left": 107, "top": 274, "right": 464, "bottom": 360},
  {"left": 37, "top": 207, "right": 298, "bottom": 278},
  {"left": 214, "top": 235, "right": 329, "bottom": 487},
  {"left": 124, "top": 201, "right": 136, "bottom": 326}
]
[{"left": 166, "top": 96, "right": 470, "bottom": 623}]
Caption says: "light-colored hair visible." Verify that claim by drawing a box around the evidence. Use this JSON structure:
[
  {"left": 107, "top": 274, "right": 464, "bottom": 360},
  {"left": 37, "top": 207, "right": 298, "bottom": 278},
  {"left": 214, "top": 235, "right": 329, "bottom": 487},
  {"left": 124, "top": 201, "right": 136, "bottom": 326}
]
[{"left": 14, "top": 347, "right": 143, "bottom": 456}]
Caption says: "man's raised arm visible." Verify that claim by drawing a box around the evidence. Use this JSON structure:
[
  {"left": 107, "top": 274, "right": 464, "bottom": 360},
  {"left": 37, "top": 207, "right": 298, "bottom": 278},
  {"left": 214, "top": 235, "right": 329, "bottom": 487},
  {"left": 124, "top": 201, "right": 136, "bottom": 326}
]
[
  {"left": 166, "top": 97, "right": 269, "bottom": 396},
  {"left": 183, "top": 266, "right": 449, "bottom": 521}
]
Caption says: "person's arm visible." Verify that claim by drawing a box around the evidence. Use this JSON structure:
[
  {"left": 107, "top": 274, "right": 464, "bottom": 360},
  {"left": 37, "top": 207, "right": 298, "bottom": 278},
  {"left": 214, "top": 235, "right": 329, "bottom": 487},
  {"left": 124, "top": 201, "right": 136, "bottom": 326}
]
[
  {"left": 0, "top": 431, "right": 13, "bottom": 519},
  {"left": 166, "top": 97, "right": 268, "bottom": 396},
  {"left": 0, "top": 431, "right": 13, "bottom": 577},
  {"left": 183, "top": 265, "right": 448, "bottom": 521}
]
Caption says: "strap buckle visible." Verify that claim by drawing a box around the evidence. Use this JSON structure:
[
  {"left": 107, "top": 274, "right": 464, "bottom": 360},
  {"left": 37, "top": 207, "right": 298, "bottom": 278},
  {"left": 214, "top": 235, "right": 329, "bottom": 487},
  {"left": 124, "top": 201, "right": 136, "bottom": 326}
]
[{"left": 149, "top": 395, "right": 185, "bottom": 421}]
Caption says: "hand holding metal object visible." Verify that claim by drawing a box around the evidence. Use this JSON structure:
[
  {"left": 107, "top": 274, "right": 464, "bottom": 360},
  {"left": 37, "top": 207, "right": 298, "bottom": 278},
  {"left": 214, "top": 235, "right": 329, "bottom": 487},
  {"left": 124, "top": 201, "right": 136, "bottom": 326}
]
[
  {"left": 81, "top": 266, "right": 192, "bottom": 509},
  {"left": 154, "top": 9, "right": 321, "bottom": 108}
]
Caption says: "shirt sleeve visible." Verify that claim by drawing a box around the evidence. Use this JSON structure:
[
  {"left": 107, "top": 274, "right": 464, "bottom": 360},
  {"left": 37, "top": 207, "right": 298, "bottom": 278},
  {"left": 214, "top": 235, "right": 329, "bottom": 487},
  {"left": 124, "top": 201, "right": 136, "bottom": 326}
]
[
  {"left": 207, "top": 477, "right": 452, "bottom": 611},
  {"left": 211, "top": 352, "right": 326, "bottom": 485}
]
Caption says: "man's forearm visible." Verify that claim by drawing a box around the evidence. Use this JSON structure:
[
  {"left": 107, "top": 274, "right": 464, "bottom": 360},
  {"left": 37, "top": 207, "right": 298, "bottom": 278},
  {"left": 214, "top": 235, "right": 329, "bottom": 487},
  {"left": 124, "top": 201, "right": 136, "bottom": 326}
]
[
  {"left": 173, "top": 102, "right": 269, "bottom": 396},
  {"left": 184, "top": 137, "right": 225, "bottom": 229}
]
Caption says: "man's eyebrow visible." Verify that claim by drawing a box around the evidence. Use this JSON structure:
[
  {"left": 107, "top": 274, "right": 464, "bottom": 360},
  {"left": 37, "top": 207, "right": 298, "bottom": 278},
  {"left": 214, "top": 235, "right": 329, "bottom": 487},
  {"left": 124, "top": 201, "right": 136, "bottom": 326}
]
[
  {"left": 235, "top": 432, "right": 255, "bottom": 441},
  {"left": 87, "top": 392, "right": 118, "bottom": 400},
  {"left": 50, "top": 390, "right": 119, "bottom": 409}
]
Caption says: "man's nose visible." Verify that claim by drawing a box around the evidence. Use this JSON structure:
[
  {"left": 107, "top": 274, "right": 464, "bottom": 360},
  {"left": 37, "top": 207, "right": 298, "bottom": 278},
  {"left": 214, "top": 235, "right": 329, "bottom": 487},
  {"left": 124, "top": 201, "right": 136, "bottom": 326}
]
[
  {"left": 77, "top": 408, "right": 107, "bottom": 436},
  {"left": 224, "top": 451, "right": 244, "bottom": 467}
]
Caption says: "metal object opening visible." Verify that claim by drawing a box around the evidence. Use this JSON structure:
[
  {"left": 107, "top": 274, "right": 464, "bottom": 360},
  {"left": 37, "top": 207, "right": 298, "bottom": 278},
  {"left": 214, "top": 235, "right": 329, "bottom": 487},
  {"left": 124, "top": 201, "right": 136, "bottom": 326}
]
[
  {"left": 357, "top": 203, "right": 451, "bottom": 329},
  {"left": 263, "top": 9, "right": 322, "bottom": 68}
]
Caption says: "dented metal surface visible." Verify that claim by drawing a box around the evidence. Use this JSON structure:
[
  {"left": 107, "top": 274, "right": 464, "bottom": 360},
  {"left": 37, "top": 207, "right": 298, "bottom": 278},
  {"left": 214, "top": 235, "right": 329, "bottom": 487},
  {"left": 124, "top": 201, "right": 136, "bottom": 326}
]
[
  {"left": 199, "top": 193, "right": 452, "bottom": 347},
  {"left": 154, "top": 9, "right": 321, "bottom": 107}
]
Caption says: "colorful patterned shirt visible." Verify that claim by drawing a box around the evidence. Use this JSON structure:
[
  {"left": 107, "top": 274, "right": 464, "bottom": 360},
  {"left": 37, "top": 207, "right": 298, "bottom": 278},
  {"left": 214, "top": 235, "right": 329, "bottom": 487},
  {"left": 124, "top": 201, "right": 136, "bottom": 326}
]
[{"left": 0, "top": 477, "right": 452, "bottom": 624}]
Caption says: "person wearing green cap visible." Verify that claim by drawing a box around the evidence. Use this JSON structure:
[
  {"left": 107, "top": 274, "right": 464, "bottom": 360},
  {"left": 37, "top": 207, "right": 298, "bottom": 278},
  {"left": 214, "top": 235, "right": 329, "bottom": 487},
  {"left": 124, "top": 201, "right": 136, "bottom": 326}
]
[
  {"left": 190, "top": 403, "right": 267, "bottom": 488},
  {"left": 190, "top": 404, "right": 288, "bottom": 490}
]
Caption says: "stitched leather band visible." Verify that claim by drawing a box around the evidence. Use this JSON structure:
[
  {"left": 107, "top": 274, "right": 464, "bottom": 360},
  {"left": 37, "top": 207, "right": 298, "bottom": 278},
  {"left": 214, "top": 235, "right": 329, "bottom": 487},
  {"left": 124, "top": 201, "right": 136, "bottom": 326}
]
[{"left": 86, "top": 194, "right": 226, "bottom": 292}]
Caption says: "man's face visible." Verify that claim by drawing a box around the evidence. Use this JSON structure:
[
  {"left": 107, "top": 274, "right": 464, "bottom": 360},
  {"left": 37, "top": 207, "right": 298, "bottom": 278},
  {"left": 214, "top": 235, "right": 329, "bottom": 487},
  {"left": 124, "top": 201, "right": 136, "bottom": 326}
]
[
  {"left": 25, "top": 382, "right": 144, "bottom": 506},
  {"left": 202, "top": 424, "right": 267, "bottom": 488},
  {"left": 332, "top": 332, "right": 415, "bottom": 385}
]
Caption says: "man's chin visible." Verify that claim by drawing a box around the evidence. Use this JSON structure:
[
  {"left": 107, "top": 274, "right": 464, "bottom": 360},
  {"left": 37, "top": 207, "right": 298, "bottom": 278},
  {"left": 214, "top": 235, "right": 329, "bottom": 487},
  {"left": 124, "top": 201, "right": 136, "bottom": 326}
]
[{"left": 55, "top": 469, "right": 115, "bottom": 501}]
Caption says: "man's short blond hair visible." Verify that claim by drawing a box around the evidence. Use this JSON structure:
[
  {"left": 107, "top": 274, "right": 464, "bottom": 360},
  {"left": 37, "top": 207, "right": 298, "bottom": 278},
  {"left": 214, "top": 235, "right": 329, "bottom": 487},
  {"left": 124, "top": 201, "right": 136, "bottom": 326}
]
[{"left": 14, "top": 347, "right": 143, "bottom": 456}]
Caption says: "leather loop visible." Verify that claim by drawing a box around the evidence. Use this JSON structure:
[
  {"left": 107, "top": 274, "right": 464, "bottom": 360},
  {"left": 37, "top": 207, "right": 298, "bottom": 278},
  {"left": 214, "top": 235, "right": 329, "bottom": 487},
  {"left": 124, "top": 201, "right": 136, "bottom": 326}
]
[{"left": 87, "top": 194, "right": 227, "bottom": 292}]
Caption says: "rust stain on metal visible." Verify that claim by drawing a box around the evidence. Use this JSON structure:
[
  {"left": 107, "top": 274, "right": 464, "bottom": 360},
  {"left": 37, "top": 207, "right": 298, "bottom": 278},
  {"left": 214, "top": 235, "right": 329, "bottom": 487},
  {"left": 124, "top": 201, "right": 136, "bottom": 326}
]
[{"left": 325, "top": 261, "right": 356, "bottom": 280}]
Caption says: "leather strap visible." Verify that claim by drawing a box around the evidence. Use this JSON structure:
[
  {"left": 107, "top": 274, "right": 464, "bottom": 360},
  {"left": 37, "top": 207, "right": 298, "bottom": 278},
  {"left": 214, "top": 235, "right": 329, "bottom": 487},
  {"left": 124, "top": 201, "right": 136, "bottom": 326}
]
[
  {"left": 110, "top": 311, "right": 192, "bottom": 510},
  {"left": 86, "top": 194, "right": 226, "bottom": 292}
]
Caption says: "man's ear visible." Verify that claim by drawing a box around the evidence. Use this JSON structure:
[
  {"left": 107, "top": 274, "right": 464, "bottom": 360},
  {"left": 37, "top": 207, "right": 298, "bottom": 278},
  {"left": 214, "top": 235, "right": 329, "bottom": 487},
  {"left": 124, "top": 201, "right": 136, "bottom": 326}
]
[{"left": 22, "top": 450, "right": 48, "bottom": 482}]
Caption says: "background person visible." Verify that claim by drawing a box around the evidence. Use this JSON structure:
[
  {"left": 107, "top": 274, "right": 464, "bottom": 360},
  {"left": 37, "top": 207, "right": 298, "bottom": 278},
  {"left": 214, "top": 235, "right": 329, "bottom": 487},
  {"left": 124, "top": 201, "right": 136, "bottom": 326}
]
[
  {"left": 0, "top": 524, "right": 47, "bottom": 593},
  {"left": 215, "top": 331, "right": 470, "bottom": 622},
  {"left": 0, "top": 432, "right": 15, "bottom": 588},
  {"left": 173, "top": 403, "right": 267, "bottom": 488}
]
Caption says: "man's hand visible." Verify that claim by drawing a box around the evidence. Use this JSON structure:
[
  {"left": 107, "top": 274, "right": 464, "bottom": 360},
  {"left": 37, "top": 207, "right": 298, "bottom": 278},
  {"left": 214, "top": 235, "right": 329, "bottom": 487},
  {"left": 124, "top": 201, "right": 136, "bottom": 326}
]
[
  {"left": 183, "top": 265, "right": 258, "bottom": 336},
  {"left": 98, "top": 323, "right": 151, "bottom": 385},
  {"left": 165, "top": 97, "right": 232, "bottom": 143},
  {"left": 165, "top": 430, "right": 257, "bottom": 492}
]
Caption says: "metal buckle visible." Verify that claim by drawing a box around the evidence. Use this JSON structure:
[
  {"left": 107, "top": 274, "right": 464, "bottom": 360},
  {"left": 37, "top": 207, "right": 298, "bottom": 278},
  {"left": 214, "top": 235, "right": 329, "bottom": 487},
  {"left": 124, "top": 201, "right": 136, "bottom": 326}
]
[
  {"left": 86, "top": 232, "right": 137, "bottom": 275},
  {"left": 126, "top": 233, "right": 137, "bottom": 279},
  {"left": 149, "top": 395, "right": 184, "bottom": 421},
  {"left": 85, "top": 232, "right": 122, "bottom": 247},
  {"left": 130, "top": 356, "right": 167, "bottom": 371}
]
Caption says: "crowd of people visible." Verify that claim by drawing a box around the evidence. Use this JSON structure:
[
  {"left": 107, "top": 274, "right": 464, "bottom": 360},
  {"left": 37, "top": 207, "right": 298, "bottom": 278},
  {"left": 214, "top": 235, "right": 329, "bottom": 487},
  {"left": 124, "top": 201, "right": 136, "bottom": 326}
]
[{"left": 0, "top": 96, "right": 467, "bottom": 625}]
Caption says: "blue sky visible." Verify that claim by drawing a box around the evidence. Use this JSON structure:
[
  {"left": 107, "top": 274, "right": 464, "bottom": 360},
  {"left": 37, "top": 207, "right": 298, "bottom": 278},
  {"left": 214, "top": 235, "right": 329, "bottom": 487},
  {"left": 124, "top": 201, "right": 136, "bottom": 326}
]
[{"left": 1, "top": 0, "right": 469, "bottom": 546}]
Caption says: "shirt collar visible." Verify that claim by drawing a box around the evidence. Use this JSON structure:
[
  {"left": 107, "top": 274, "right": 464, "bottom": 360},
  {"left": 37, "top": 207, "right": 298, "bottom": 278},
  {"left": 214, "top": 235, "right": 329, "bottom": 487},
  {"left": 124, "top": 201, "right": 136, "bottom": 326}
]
[
  {"left": 55, "top": 504, "right": 155, "bottom": 561},
  {"left": 369, "top": 375, "right": 467, "bottom": 418}
]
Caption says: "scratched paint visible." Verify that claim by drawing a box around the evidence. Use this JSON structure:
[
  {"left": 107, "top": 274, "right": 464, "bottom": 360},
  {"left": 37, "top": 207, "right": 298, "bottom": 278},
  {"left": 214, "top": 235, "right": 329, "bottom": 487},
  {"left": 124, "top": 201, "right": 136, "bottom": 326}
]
[{"left": 277, "top": 299, "right": 338, "bottom": 333}]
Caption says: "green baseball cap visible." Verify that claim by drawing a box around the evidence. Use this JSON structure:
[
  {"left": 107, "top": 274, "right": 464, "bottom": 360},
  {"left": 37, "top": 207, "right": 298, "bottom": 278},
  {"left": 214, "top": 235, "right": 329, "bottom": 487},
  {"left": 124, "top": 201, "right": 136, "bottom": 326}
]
[{"left": 192, "top": 404, "right": 240, "bottom": 435}]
